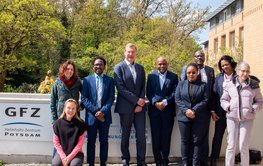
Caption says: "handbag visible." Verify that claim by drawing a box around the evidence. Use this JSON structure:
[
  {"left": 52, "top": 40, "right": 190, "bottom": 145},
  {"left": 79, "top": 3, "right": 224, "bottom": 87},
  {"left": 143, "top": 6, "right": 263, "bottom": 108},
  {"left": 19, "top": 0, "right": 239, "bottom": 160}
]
[{"left": 235, "top": 149, "right": 262, "bottom": 164}]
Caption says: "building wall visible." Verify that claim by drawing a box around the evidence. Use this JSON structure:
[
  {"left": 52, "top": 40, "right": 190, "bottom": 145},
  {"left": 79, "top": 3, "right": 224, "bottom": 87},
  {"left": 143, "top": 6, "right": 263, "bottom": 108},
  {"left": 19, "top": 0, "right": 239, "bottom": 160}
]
[
  {"left": 207, "top": 0, "right": 263, "bottom": 89},
  {"left": 207, "top": 11, "right": 244, "bottom": 67},
  {"left": 243, "top": 1, "right": 263, "bottom": 87}
]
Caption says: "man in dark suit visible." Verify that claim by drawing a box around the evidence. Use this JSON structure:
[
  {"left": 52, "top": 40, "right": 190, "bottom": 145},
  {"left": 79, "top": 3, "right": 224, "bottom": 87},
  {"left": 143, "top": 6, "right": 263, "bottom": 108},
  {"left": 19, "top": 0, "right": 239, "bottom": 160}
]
[
  {"left": 146, "top": 57, "right": 178, "bottom": 166},
  {"left": 114, "top": 43, "right": 147, "bottom": 166},
  {"left": 180, "top": 51, "right": 215, "bottom": 166},
  {"left": 81, "top": 56, "right": 115, "bottom": 166}
]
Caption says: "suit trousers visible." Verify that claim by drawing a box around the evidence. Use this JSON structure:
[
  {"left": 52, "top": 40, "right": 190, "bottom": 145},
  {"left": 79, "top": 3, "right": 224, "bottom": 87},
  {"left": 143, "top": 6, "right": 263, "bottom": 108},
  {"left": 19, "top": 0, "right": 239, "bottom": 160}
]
[
  {"left": 52, "top": 151, "right": 84, "bottom": 166},
  {"left": 210, "top": 115, "right": 227, "bottom": 158},
  {"left": 87, "top": 120, "right": 110, "bottom": 165},
  {"left": 119, "top": 112, "right": 146, "bottom": 164},
  {"left": 225, "top": 118, "right": 253, "bottom": 166},
  {"left": 149, "top": 114, "right": 174, "bottom": 164},
  {"left": 178, "top": 121, "right": 208, "bottom": 166}
]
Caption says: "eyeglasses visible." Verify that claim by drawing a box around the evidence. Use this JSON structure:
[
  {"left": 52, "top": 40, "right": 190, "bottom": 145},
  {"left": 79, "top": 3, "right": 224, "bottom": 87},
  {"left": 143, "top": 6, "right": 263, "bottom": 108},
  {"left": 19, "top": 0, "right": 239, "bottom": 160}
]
[
  {"left": 94, "top": 64, "right": 104, "bottom": 67},
  {"left": 187, "top": 72, "right": 197, "bottom": 75},
  {"left": 194, "top": 55, "right": 204, "bottom": 58},
  {"left": 240, "top": 70, "right": 250, "bottom": 73}
]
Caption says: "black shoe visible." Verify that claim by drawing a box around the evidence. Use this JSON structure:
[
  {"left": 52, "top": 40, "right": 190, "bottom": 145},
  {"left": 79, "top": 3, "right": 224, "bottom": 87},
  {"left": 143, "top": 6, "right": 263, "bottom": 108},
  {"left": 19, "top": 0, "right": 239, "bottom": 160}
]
[
  {"left": 137, "top": 163, "right": 147, "bottom": 166},
  {"left": 101, "top": 162, "right": 106, "bottom": 166},
  {"left": 200, "top": 161, "right": 208, "bottom": 166},
  {"left": 162, "top": 161, "right": 168, "bottom": 166},
  {"left": 181, "top": 162, "right": 187, "bottom": 166},
  {"left": 210, "top": 158, "right": 217, "bottom": 166}
]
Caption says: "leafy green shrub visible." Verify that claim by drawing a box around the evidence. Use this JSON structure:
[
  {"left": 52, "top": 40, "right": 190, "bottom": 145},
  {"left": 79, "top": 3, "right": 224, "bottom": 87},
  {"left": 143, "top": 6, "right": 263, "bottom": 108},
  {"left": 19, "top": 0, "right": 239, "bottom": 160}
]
[
  {"left": 16, "top": 83, "right": 39, "bottom": 93},
  {"left": 4, "top": 83, "right": 39, "bottom": 93}
]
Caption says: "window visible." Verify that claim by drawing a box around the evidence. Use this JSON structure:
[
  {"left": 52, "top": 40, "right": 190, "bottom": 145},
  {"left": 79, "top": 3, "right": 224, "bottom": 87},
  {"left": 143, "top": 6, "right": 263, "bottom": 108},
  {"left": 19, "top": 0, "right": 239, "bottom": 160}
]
[
  {"left": 221, "top": 35, "right": 226, "bottom": 48},
  {"left": 229, "top": 31, "right": 235, "bottom": 48},
  {"left": 239, "top": 27, "right": 244, "bottom": 53},
  {"left": 241, "top": 0, "right": 244, "bottom": 11},
  {"left": 231, "top": 4, "right": 236, "bottom": 16},
  {"left": 214, "top": 38, "right": 219, "bottom": 54},
  {"left": 224, "top": 10, "right": 227, "bottom": 21},
  {"left": 239, "top": 27, "right": 244, "bottom": 44},
  {"left": 215, "top": 16, "right": 219, "bottom": 25}
]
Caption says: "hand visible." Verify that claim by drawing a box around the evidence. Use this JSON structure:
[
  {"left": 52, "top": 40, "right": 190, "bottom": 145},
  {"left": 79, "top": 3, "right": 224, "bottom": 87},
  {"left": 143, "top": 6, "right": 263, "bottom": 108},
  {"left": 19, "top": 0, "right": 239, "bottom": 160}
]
[
  {"left": 185, "top": 109, "right": 195, "bottom": 119},
  {"left": 211, "top": 112, "right": 219, "bottom": 121},
  {"left": 62, "top": 157, "right": 70, "bottom": 166},
  {"left": 95, "top": 111, "right": 105, "bottom": 122},
  {"left": 134, "top": 106, "right": 142, "bottom": 113},
  {"left": 137, "top": 98, "right": 145, "bottom": 107},
  {"left": 155, "top": 102, "right": 165, "bottom": 111},
  {"left": 78, "top": 103, "right": 85, "bottom": 111}
]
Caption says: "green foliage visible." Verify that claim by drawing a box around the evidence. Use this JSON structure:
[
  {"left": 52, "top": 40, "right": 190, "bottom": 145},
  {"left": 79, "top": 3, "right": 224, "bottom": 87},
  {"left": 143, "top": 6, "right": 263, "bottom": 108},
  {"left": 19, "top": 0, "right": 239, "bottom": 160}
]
[
  {"left": 0, "top": 0, "right": 65, "bottom": 91},
  {"left": 1, "top": 0, "right": 208, "bottom": 92},
  {"left": 4, "top": 83, "right": 38, "bottom": 93}
]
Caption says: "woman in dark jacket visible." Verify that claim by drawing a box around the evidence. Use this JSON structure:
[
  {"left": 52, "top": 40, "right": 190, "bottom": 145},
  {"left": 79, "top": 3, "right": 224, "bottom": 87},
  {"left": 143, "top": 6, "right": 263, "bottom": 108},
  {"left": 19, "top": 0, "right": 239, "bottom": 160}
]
[
  {"left": 175, "top": 63, "right": 209, "bottom": 166},
  {"left": 210, "top": 55, "right": 237, "bottom": 166},
  {"left": 50, "top": 60, "right": 82, "bottom": 123}
]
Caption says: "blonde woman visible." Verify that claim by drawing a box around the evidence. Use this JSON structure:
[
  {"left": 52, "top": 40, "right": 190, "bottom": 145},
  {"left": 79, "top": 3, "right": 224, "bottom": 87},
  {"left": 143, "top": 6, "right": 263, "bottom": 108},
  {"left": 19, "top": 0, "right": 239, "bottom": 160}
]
[{"left": 52, "top": 99, "right": 87, "bottom": 166}]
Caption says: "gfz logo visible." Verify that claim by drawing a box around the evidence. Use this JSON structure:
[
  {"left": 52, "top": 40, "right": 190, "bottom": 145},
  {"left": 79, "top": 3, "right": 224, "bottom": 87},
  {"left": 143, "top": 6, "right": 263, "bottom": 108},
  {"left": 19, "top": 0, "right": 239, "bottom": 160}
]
[{"left": 5, "top": 107, "right": 40, "bottom": 117}]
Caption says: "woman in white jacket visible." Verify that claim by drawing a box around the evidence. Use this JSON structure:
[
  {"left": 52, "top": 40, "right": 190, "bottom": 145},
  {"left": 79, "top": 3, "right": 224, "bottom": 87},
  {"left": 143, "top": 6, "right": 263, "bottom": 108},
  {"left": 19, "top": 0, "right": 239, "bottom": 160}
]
[{"left": 221, "top": 62, "right": 263, "bottom": 166}]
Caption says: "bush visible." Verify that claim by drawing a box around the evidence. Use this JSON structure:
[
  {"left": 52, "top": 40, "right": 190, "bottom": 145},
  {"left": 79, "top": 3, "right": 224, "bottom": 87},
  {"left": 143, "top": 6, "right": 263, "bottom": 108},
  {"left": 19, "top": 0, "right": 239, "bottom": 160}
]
[{"left": 4, "top": 83, "right": 39, "bottom": 93}]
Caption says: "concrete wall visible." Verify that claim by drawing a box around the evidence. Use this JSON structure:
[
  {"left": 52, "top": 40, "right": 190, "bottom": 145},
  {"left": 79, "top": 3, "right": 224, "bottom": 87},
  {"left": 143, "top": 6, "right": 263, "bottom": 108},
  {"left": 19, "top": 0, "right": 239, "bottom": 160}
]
[{"left": 1, "top": 93, "right": 263, "bottom": 163}]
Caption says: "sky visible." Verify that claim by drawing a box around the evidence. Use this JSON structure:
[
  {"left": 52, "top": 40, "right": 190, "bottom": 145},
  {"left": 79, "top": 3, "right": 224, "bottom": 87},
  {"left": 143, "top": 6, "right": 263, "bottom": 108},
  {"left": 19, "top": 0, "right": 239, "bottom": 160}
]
[{"left": 190, "top": 0, "right": 225, "bottom": 44}]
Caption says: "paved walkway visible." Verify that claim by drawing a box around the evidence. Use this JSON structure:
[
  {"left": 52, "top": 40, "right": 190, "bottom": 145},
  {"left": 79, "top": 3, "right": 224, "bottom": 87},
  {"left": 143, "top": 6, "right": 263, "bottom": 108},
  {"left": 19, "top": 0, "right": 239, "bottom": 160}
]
[{"left": 3, "top": 160, "right": 263, "bottom": 166}]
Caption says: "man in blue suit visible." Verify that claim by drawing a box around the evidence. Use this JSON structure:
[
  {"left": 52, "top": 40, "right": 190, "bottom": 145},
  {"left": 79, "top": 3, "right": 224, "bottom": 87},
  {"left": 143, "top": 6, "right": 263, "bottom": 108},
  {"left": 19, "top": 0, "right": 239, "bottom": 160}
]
[
  {"left": 81, "top": 56, "right": 115, "bottom": 166},
  {"left": 114, "top": 43, "right": 147, "bottom": 166},
  {"left": 180, "top": 51, "right": 215, "bottom": 166},
  {"left": 146, "top": 57, "right": 178, "bottom": 166}
]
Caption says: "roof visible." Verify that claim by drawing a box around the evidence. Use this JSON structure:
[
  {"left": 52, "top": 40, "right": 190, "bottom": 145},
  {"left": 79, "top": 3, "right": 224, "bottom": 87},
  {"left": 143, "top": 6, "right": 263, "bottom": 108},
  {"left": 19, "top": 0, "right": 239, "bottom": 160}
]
[
  {"left": 204, "top": 0, "right": 236, "bottom": 22},
  {"left": 201, "top": 40, "right": 208, "bottom": 46}
]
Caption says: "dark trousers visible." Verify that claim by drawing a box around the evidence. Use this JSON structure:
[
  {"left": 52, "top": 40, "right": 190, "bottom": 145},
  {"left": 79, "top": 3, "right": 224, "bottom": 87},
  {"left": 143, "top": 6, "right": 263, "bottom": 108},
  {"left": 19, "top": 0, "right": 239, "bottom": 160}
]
[
  {"left": 87, "top": 120, "right": 110, "bottom": 165},
  {"left": 210, "top": 116, "right": 227, "bottom": 158},
  {"left": 119, "top": 112, "right": 146, "bottom": 164},
  {"left": 178, "top": 121, "right": 207, "bottom": 166},
  {"left": 149, "top": 114, "right": 174, "bottom": 164},
  {"left": 52, "top": 152, "right": 84, "bottom": 166}
]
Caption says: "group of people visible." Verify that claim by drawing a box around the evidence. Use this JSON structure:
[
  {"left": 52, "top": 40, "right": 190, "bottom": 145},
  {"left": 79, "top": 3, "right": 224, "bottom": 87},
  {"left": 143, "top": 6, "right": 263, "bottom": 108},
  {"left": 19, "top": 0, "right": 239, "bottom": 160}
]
[{"left": 49, "top": 43, "right": 263, "bottom": 166}]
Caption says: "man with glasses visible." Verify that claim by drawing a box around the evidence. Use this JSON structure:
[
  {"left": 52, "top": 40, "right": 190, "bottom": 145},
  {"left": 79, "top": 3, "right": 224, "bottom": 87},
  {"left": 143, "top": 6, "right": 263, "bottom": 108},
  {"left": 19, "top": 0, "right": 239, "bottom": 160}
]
[
  {"left": 180, "top": 51, "right": 215, "bottom": 166},
  {"left": 81, "top": 56, "right": 115, "bottom": 166}
]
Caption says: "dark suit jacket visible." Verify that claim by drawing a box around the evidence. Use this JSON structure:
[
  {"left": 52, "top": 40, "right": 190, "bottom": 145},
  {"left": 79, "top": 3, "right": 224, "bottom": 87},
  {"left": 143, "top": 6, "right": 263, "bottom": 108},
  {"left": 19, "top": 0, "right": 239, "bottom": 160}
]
[
  {"left": 81, "top": 74, "right": 115, "bottom": 125},
  {"left": 175, "top": 79, "right": 209, "bottom": 122},
  {"left": 146, "top": 70, "right": 178, "bottom": 117},
  {"left": 181, "top": 65, "right": 215, "bottom": 110},
  {"left": 114, "top": 61, "right": 146, "bottom": 114}
]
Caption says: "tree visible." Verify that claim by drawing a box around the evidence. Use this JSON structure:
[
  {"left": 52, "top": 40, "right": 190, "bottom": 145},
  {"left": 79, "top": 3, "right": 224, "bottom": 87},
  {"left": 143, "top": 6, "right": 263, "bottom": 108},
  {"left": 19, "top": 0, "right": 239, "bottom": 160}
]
[
  {"left": 166, "top": 0, "right": 209, "bottom": 44},
  {"left": 0, "top": 0, "right": 65, "bottom": 91}
]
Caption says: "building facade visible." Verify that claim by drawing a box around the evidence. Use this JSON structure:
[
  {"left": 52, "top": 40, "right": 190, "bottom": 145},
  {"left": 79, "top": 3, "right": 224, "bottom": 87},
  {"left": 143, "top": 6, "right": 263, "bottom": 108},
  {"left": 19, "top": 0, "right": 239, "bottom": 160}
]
[{"left": 205, "top": 0, "right": 263, "bottom": 86}]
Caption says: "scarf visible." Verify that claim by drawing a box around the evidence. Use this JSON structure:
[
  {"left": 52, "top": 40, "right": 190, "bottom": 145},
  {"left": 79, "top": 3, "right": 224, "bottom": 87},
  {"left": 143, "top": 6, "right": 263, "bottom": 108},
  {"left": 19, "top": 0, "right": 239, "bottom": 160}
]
[{"left": 59, "top": 75, "right": 78, "bottom": 90}]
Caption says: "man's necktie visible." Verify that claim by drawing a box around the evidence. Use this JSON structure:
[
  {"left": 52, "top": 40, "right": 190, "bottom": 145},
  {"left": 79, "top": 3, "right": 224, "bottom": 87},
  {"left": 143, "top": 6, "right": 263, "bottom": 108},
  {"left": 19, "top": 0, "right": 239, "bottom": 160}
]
[
  {"left": 129, "top": 64, "right": 136, "bottom": 83},
  {"left": 97, "top": 76, "right": 102, "bottom": 108}
]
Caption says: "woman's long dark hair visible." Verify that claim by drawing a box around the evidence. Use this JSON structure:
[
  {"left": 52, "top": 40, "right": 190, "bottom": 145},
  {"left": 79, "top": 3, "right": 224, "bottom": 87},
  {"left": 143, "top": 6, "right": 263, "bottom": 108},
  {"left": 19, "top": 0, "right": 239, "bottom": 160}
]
[{"left": 218, "top": 55, "right": 237, "bottom": 73}]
